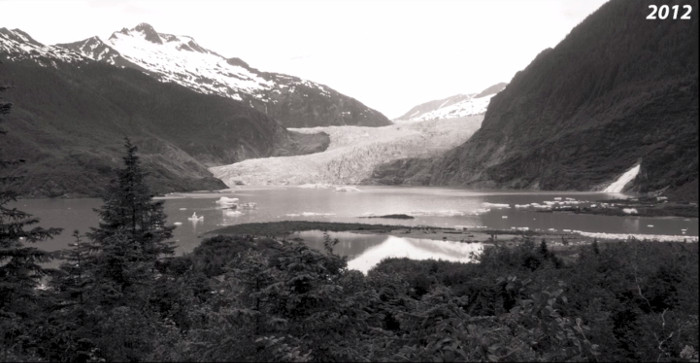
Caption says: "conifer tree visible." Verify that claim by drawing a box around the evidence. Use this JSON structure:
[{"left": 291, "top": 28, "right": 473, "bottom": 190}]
[
  {"left": 0, "top": 84, "right": 61, "bottom": 360},
  {"left": 52, "top": 231, "right": 96, "bottom": 306},
  {"left": 88, "top": 138, "right": 175, "bottom": 262},
  {"left": 0, "top": 86, "right": 61, "bottom": 313}
]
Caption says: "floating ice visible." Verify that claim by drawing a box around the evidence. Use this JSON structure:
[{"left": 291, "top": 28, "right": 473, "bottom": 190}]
[
  {"left": 187, "top": 212, "right": 203, "bottom": 222},
  {"left": 482, "top": 202, "right": 510, "bottom": 208},
  {"left": 223, "top": 210, "right": 243, "bottom": 217},
  {"left": 575, "top": 230, "right": 697, "bottom": 242},
  {"left": 285, "top": 212, "right": 336, "bottom": 217},
  {"left": 215, "top": 196, "right": 239, "bottom": 205}
]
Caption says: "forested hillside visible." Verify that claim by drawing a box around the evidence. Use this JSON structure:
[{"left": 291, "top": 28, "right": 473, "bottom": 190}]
[{"left": 0, "top": 57, "right": 327, "bottom": 197}]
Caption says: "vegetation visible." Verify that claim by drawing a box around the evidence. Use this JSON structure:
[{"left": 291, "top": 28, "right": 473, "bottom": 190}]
[
  {"left": 360, "top": 214, "right": 415, "bottom": 219},
  {"left": 1, "top": 85, "right": 62, "bottom": 361},
  {"left": 207, "top": 220, "right": 409, "bottom": 237},
  {"left": 0, "top": 133, "right": 698, "bottom": 361}
]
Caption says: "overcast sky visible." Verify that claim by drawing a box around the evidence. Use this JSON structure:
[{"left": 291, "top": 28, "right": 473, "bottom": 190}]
[{"left": 2, "top": 0, "right": 608, "bottom": 118}]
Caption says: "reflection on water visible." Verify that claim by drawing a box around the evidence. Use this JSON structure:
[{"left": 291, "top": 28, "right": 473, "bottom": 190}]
[
  {"left": 293, "top": 230, "right": 484, "bottom": 274},
  {"left": 14, "top": 186, "right": 699, "bottom": 258},
  {"left": 347, "top": 236, "right": 483, "bottom": 274}
]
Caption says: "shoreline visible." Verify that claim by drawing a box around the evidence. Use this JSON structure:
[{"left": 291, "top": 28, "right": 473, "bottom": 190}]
[{"left": 206, "top": 220, "right": 699, "bottom": 245}]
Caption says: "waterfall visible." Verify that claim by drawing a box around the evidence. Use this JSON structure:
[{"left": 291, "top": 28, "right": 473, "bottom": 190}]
[{"left": 603, "top": 164, "right": 640, "bottom": 193}]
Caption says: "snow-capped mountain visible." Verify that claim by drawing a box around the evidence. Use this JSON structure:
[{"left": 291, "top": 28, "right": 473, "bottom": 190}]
[
  {"left": 0, "top": 27, "right": 86, "bottom": 66},
  {"left": 395, "top": 82, "right": 506, "bottom": 122},
  {"left": 58, "top": 23, "right": 390, "bottom": 128},
  {"left": 0, "top": 27, "right": 329, "bottom": 197},
  {"left": 58, "top": 36, "right": 143, "bottom": 70}
]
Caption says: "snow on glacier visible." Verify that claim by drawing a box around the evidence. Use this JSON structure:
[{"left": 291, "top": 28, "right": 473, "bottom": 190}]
[{"left": 209, "top": 115, "right": 484, "bottom": 187}]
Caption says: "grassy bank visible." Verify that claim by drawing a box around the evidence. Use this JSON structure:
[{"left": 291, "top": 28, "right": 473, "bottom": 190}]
[{"left": 540, "top": 197, "right": 699, "bottom": 218}]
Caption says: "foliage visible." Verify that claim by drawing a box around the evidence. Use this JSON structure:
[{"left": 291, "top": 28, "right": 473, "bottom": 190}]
[
  {"left": 1, "top": 136, "right": 697, "bottom": 361},
  {"left": 0, "top": 84, "right": 61, "bottom": 360},
  {"left": 207, "top": 220, "right": 407, "bottom": 238},
  {"left": 88, "top": 138, "right": 175, "bottom": 260}
]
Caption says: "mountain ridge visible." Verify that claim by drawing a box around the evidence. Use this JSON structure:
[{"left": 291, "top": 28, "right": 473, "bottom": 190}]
[
  {"left": 394, "top": 83, "right": 506, "bottom": 122},
  {"left": 57, "top": 23, "right": 391, "bottom": 128}
]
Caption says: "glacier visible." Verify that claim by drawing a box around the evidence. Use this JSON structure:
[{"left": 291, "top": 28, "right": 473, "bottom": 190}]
[{"left": 209, "top": 115, "right": 484, "bottom": 187}]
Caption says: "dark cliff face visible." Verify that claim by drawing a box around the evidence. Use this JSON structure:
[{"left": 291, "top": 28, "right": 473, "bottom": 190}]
[
  {"left": 429, "top": 0, "right": 698, "bottom": 200},
  {"left": 251, "top": 77, "right": 391, "bottom": 128},
  {"left": 0, "top": 58, "right": 327, "bottom": 197}
]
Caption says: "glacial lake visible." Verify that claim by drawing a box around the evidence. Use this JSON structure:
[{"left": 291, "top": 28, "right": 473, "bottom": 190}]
[{"left": 14, "top": 186, "right": 699, "bottom": 263}]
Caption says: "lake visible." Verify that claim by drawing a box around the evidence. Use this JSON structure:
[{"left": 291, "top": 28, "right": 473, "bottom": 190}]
[{"left": 14, "top": 185, "right": 698, "bottom": 259}]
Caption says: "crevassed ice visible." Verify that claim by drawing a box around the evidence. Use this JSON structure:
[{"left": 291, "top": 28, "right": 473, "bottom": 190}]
[{"left": 209, "top": 116, "right": 484, "bottom": 187}]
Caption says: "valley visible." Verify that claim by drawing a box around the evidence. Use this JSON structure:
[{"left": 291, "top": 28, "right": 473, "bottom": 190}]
[{"left": 210, "top": 115, "right": 483, "bottom": 186}]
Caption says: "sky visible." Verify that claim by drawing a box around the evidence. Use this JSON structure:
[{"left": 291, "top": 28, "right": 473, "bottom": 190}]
[{"left": 1, "top": 0, "right": 608, "bottom": 118}]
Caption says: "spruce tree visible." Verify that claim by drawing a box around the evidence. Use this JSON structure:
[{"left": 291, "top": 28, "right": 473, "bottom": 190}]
[
  {"left": 87, "top": 138, "right": 175, "bottom": 299},
  {"left": 0, "top": 85, "right": 61, "bottom": 313},
  {"left": 88, "top": 138, "right": 175, "bottom": 262},
  {"left": 0, "top": 84, "right": 61, "bottom": 360},
  {"left": 52, "top": 231, "right": 96, "bottom": 306}
]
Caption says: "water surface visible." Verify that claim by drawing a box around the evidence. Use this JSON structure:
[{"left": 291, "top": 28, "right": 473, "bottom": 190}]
[{"left": 15, "top": 186, "right": 698, "bottom": 257}]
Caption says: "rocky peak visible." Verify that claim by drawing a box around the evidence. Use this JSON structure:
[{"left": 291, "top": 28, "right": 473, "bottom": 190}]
[
  {"left": 133, "top": 22, "right": 163, "bottom": 44},
  {"left": 0, "top": 28, "right": 43, "bottom": 47}
]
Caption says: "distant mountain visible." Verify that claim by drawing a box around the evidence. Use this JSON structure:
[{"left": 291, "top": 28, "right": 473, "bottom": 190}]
[
  {"left": 395, "top": 83, "right": 506, "bottom": 122},
  {"left": 0, "top": 28, "right": 328, "bottom": 197},
  {"left": 373, "top": 0, "right": 698, "bottom": 201},
  {"left": 58, "top": 23, "right": 390, "bottom": 128}
]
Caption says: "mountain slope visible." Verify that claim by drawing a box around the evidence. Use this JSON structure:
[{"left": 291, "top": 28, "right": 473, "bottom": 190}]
[
  {"left": 405, "top": 0, "right": 697, "bottom": 200},
  {"left": 0, "top": 28, "right": 328, "bottom": 197},
  {"left": 395, "top": 83, "right": 506, "bottom": 122},
  {"left": 59, "top": 23, "right": 391, "bottom": 128}
]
